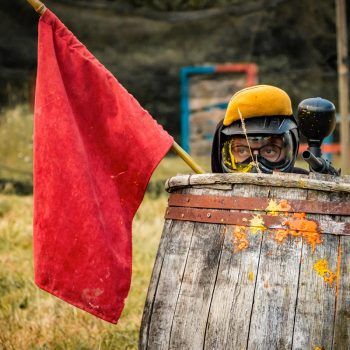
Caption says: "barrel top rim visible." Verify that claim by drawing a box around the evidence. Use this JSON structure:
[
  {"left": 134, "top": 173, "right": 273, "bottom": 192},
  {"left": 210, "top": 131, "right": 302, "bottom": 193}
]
[{"left": 165, "top": 173, "right": 350, "bottom": 193}]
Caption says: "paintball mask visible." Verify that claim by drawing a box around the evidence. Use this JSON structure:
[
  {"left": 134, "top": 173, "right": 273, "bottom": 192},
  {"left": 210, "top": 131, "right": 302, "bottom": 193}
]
[
  {"left": 221, "top": 134, "right": 295, "bottom": 173},
  {"left": 211, "top": 85, "right": 299, "bottom": 174}
]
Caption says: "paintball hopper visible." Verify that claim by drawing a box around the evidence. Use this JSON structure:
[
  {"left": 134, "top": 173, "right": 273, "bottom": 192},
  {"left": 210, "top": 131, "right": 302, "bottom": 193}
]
[{"left": 297, "top": 97, "right": 340, "bottom": 175}]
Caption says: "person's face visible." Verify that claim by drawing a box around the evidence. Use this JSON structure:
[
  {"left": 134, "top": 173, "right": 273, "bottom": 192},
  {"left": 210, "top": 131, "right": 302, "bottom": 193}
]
[{"left": 230, "top": 136, "right": 286, "bottom": 163}]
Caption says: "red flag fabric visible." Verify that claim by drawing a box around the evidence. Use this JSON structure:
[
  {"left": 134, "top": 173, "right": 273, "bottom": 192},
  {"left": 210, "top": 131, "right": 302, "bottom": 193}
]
[{"left": 33, "top": 10, "right": 173, "bottom": 323}]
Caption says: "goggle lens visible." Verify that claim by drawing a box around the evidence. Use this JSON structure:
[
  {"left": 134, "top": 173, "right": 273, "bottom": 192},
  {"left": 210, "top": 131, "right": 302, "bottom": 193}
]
[{"left": 231, "top": 144, "right": 282, "bottom": 163}]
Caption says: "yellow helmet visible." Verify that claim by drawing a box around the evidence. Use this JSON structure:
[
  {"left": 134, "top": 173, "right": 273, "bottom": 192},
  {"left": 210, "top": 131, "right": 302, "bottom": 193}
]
[
  {"left": 223, "top": 85, "right": 293, "bottom": 126},
  {"left": 211, "top": 85, "right": 299, "bottom": 174}
]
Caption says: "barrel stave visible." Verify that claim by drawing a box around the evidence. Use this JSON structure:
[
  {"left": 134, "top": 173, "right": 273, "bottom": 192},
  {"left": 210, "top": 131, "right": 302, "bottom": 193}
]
[
  {"left": 333, "top": 176, "right": 350, "bottom": 349},
  {"left": 204, "top": 184, "right": 270, "bottom": 349},
  {"left": 169, "top": 222, "right": 224, "bottom": 350},
  {"left": 332, "top": 237, "right": 350, "bottom": 350},
  {"left": 147, "top": 220, "right": 195, "bottom": 349},
  {"left": 168, "top": 187, "right": 230, "bottom": 349},
  {"left": 292, "top": 234, "right": 339, "bottom": 350},
  {"left": 246, "top": 186, "right": 307, "bottom": 349},
  {"left": 139, "top": 219, "right": 173, "bottom": 349}
]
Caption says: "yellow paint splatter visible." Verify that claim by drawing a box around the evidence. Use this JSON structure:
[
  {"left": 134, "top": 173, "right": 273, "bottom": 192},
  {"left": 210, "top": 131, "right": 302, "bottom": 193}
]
[
  {"left": 314, "top": 347, "right": 323, "bottom": 350},
  {"left": 298, "top": 179, "right": 307, "bottom": 188},
  {"left": 248, "top": 271, "right": 254, "bottom": 282},
  {"left": 313, "top": 259, "right": 337, "bottom": 287},
  {"left": 265, "top": 199, "right": 292, "bottom": 216},
  {"left": 265, "top": 199, "right": 279, "bottom": 215},
  {"left": 249, "top": 214, "right": 266, "bottom": 234},
  {"left": 232, "top": 226, "right": 249, "bottom": 252}
]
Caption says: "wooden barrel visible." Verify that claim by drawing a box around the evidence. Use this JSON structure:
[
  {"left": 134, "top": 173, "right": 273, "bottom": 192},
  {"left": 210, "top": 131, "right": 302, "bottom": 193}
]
[{"left": 139, "top": 173, "right": 350, "bottom": 350}]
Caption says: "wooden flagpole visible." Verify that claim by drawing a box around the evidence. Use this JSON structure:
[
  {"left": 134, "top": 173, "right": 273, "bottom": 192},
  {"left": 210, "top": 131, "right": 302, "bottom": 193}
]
[
  {"left": 26, "top": 0, "right": 206, "bottom": 174},
  {"left": 26, "top": 0, "right": 46, "bottom": 15},
  {"left": 171, "top": 141, "right": 205, "bottom": 174}
]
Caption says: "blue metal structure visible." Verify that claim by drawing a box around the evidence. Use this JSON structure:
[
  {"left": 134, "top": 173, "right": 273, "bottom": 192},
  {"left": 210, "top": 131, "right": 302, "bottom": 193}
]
[
  {"left": 180, "top": 66, "right": 215, "bottom": 153},
  {"left": 180, "top": 64, "right": 258, "bottom": 153}
]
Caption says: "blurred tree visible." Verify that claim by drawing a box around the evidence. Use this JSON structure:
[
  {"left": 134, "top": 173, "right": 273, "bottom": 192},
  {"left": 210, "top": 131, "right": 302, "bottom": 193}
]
[{"left": 1, "top": 0, "right": 348, "bottom": 138}]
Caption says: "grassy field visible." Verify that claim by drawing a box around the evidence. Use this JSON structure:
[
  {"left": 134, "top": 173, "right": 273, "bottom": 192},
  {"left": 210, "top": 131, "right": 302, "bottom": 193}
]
[
  {"left": 0, "top": 104, "right": 197, "bottom": 349},
  {"left": 0, "top": 190, "right": 171, "bottom": 349},
  {"left": 0, "top": 105, "right": 33, "bottom": 184}
]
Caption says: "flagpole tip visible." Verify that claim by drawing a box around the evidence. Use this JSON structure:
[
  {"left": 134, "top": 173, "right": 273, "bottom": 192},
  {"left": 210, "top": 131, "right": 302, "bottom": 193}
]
[{"left": 26, "top": 0, "right": 47, "bottom": 15}]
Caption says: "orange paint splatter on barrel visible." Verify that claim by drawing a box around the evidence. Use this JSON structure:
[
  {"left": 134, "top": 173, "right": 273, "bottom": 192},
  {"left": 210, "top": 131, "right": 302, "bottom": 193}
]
[
  {"left": 278, "top": 199, "right": 292, "bottom": 212},
  {"left": 232, "top": 226, "right": 249, "bottom": 252},
  {"left": 284, "top": 213, "right": 322, "bottom": 251},
  {"left": 274, "top": 229, "right": 289, "bottom": 243},
  {"left": 224, "top": 198, "right": 324, "bottom": 254}
]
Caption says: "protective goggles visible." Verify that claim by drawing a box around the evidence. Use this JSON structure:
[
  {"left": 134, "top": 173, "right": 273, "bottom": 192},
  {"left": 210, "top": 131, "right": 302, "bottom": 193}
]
[{"left": 221, "top": 134, "right": 294, "bottom": 173}]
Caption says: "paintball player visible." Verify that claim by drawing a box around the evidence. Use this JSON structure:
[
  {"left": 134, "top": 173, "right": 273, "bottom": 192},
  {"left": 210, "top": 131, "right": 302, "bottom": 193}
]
[{"left": 211, "top": 84, "right": 308, "bottom": 174}]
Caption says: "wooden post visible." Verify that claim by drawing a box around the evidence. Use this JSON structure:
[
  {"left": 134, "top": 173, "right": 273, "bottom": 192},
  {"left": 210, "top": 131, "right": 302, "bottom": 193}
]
[{"left": 336, "top": 0, "right": 350, "bottom": 175}]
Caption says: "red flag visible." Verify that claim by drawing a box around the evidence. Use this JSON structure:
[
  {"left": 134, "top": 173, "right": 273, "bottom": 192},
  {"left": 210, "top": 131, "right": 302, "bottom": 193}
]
[{"left": 33, "top": 10, "right": 173, "bottom": 323}]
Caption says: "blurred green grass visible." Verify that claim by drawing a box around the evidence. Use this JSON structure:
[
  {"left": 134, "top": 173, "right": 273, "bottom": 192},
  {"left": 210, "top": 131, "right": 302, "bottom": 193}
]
[
  {"left": 0, "top": 105, "right": 186, "bottom": 349},
  {"left": 0, "top": 192, "right": 169, "bottom": 349},
  {"left": 0, "top": 105, "right": 33, "bottom": 183}
]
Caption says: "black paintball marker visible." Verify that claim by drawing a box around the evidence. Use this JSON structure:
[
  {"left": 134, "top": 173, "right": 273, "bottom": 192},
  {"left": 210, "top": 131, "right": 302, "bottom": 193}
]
[{"left": 297, "top": 97, "right": 340, "bottom": 176}]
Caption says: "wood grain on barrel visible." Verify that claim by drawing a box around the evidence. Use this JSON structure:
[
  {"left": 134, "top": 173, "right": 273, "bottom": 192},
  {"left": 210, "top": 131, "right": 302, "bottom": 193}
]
[
  {"left": 163, "top": 187, "right": 229, "bottom": 349},
  {"left": 146, "top": 219, "right": 195, "bottom": 349},
  {"left": 204, "top": 184, "right": 269, "bottom": 349},
  {"left": 333, "top": 175, "right": 350, "bottom": 349},
  {"left": 247, "top": 187, "right": 307, "bottom": 350},
  {"left": 292, "top": 235, "right": 338, "bottom": 350},
  {"left": 166, "top": 173, "right": 350, "bottom": 194},
  {"left": 168, "top": 222, "right": 225, "bottom": 349},
  {"left": 146, "top": 187, "right": 221, "bottom": 349},
  {"left": 333, "top": 237, "right": 350, "bottom": 349},
  {"left": 292, "top": 184, "right": 339, "bottom": 350},
  {"left": 139, "top": 219, "right": 173, "bottom": 349}
]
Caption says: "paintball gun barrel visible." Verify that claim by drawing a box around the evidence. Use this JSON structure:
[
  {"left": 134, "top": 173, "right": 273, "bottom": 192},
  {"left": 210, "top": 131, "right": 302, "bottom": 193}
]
[
  {"left": 298, "top": 97, "right": 340, "bottom": 176},
  {"left": 302, "top": 150, "right": 339, "bottom": 175}
]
